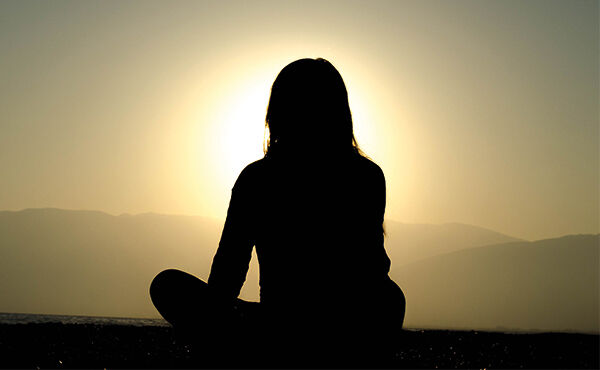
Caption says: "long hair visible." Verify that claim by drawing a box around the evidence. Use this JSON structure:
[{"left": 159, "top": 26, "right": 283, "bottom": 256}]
[{"left": 264, "top": 58, "right": 362, "bottom": 158}]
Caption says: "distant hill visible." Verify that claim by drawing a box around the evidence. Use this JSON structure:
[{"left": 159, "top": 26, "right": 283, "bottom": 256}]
[
  {"left": 0, "top": 208, "right": 223, "bottom": 318},
  {"left": 394, "top": 235, "right": 599, "bottom": 333},
  {"left": 2, "top": 208, "right": 594, "bottom": 333},
  {"left": 385, "top": 220, "right": 521, "bottom": 267}
]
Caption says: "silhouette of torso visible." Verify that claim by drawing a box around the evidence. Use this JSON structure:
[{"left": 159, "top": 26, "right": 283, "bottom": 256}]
[{"left": 208, "top": 152, "right": 391, "bottom": 323}]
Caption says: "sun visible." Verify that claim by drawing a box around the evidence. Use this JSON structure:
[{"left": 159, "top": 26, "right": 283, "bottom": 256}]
[
  {"left": 188, "top": 59, "right": 384, "bottom": 221},
  {"left": 200, "top": 61, "right": 380, "bottom": 203},
  {"left": 210, "top": 77, "right": 272, "bottom": 189}
]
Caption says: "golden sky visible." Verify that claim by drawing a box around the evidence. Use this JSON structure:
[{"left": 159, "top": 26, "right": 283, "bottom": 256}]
[{"left": 0, "top": 0, "right": 597, "bottom": 240}]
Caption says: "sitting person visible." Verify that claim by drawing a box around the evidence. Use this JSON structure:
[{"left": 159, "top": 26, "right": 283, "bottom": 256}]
[{"left": 150, "top": 57, "right": 406, "bottom": 367}]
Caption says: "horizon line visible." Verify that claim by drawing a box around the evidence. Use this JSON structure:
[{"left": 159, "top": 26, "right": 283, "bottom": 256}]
[{"left": 3, "top": 206, "right": 600, "bottom": 241}]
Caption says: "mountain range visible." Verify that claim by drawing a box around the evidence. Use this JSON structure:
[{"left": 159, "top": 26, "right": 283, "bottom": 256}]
[{"left": 0, "top": 208, "right": 597, "bottom": 333}]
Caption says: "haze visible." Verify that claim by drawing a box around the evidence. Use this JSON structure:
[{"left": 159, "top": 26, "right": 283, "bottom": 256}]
[
  {"left": 1, "top": 209, "right": 597, "bottom": 333},
  {"left": 1, "top": 0, "right": 598, "bottom": 240}
]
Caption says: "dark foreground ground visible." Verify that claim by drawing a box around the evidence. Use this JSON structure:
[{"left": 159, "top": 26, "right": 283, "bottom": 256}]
[{"left": 0, "top": 323, "right": 597, "bottom": 369}]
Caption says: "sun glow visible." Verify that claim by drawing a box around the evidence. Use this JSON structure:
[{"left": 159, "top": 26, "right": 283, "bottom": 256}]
[
  {"left": 208, "top": 76, "right": 272, "bottom": 190},
  {"left": 201, "top": 62, "right": 383, "bottom": 194},
  {"left": 189, "top": 55, "right": 389, "bottom": 222}
]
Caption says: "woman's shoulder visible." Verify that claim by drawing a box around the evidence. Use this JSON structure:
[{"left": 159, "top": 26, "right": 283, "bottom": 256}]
[
  {"left": 240, "top": 157, "right": 269, "bottom": 175},
  {"left": 234, "top": 155, "right": 384, "bottom": 186},
  {"left": 232, "top": 158, "right": 270, "bottom": 190},
  {"left": 353, "top": 154, "right": 385, "bottom": 180}
]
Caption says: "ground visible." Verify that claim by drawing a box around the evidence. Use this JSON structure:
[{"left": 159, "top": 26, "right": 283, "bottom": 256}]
[{"left": 0, "top": 323, "right": 597, "bottom": 368}]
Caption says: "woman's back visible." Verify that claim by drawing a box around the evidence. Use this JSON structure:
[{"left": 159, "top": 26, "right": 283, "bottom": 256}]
[{"left": 209, "top": 153, "right": 391, "bottom": 314}]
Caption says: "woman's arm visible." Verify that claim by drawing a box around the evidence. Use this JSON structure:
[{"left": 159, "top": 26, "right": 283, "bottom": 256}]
[
  {"left": 207, "top": 169, "right": 256, "bottom": 301},
  {"left": 373, "top": 163, "right": 391, "bottom": 276}
]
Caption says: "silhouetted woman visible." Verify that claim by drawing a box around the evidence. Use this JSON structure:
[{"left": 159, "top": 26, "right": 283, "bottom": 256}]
[{"left": 150, "top": 58, "right": 405, "bottom": 367}]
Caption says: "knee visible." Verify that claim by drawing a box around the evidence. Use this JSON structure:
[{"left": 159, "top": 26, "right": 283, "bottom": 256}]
[
  {"left": 387, "top": 279, "right": 405, "bottom": 306},
  {"left": 149, "top": 269, "right": 181, "bottom": 302},
  {"left": 395, "top": 283, "right": 406, "bottom": 310},
  {"left": 385, "top": 279, "right": 406, "bottom": 327}
]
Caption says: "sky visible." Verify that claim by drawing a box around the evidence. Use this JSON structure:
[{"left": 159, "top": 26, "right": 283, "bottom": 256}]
[{"left": 0, "top": 0, "right": 597, "bottom": 241}]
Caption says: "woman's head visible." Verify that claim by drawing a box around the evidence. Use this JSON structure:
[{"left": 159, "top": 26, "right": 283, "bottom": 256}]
[{"left": 265, "top": 58, "right": 361, "bottom": 158}]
